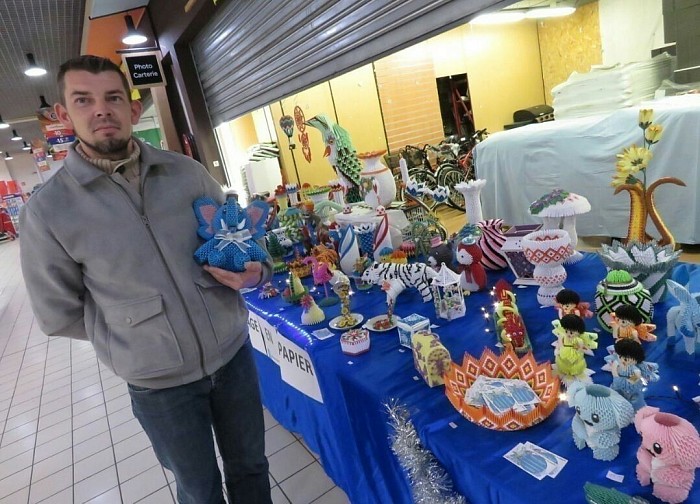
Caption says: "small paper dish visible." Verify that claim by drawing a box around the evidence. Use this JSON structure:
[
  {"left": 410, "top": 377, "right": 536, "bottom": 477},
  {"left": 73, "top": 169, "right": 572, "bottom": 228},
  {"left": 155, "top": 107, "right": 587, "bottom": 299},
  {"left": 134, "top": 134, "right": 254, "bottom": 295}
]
[
  {"left": 329, "top": 314, "right": 364, "bottom": 330},
  {"left": 364, "top": 315, "right": 397, "bottom": 332}
]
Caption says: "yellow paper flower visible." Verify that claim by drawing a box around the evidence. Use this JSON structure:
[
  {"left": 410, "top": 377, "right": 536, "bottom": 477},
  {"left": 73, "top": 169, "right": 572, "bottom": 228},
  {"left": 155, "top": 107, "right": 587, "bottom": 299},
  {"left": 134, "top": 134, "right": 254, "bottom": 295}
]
[
  {"left": 644, "top": 124, "right": 663, "bottom": 144},
  {"left": 611, "top": 171, "right": 630, "bottom": 188},
  {"left": 616, "top": 145, "right": 652, "bottom": 174},
  {"left": 638, "top": 109, "right": 653, "bottom": 129}
]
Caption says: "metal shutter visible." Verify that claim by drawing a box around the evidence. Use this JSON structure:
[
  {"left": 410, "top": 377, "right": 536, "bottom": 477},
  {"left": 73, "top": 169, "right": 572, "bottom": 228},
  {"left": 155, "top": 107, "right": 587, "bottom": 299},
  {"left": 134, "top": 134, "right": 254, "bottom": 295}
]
[{"left": 191, "top": 0, "right": 513, "bottom": 126}]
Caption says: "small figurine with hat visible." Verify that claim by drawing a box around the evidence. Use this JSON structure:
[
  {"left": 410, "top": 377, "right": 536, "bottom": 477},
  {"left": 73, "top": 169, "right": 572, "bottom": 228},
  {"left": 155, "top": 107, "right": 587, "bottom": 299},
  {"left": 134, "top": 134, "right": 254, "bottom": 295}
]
[
  {"left": 455, "top": 235, "right": 487, "bottom": 292},
  {"left": 427, "top": 236, "right": 453, "bottom": 272}
]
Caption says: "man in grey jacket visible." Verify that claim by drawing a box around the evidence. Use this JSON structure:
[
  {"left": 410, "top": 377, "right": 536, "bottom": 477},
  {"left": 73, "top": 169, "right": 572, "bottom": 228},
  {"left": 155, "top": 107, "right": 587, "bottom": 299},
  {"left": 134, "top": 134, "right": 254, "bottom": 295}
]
[{"left": 20, "top": 55, "right": 273, "bottom": 504}]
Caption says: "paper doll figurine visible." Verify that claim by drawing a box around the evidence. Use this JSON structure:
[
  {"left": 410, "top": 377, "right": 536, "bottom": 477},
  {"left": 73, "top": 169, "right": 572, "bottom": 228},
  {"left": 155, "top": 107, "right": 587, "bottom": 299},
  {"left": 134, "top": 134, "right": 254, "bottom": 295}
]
[
  {"left": 605, "top": 339, "right": 659, "bottom": 411},
  {"left": 611, "top": 304, "right": 656, "bottom": 343},
  {"left": 552, "top": 314, "right": 598, "bottom": 386},
  {"left": 555, "top": 289, "right": 593, "bottom": 319}
]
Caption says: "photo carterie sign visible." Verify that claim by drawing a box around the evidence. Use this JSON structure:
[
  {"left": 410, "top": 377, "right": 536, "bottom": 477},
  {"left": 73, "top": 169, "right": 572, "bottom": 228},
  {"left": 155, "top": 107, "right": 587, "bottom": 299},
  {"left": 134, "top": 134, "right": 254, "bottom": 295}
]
[{"left": 122, "top": 51, "right": 166, "bottom": 89}]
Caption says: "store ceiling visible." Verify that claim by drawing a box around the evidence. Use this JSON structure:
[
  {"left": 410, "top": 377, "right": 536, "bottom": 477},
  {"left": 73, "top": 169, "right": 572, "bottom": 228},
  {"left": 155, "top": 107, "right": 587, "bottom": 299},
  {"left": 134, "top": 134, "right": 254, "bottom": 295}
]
[
  {"left": 0, "top": 0, "right": 598, "bottom": 160},
  {"left": 0, "top": 0, "right": 149, "bottom": 159}
]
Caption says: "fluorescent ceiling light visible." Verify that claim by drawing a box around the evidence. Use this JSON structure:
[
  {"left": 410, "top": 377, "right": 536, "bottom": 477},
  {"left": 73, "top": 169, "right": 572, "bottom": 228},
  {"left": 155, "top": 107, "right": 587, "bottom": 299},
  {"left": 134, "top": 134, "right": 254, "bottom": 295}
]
[
  {"left": 471, "top": 11, "right": 526, "bottom": 24},
  {"left": 24, "top": 53, "right": 47, "bottom": 77},
  {"left": 0, "top": 115, "right": 8, "bottom": 129},
  {"left": 122, "top": 14, "right": 147, "bottom": 45},
  {"left": 5, "top": 152, "right": 13, "bottom": 160},
  {"left": 22, "top": 141, "right": 31, "bottom": 151},
  {"left": 11, "top": 129, "right": 22, "bottom": 141},
  {"left": 525, "top": 7, "right": 576, "bottom": 19}
]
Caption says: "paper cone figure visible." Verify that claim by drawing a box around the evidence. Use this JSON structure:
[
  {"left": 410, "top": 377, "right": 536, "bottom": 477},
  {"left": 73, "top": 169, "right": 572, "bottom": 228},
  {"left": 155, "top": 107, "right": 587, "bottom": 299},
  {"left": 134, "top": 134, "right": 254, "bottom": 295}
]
[
  {"left": 338, "top": 225, "right": 361, "bottom": 276},
  {"left": 373, "top": 206, "right": 392, "bottom": 261}
]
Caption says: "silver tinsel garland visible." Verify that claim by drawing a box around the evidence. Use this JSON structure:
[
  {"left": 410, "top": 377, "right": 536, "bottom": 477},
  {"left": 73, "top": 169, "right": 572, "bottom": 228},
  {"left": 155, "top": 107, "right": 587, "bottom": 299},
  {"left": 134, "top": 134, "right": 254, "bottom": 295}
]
[{"left": 385, "top": 401, "right": 467, "bottom": 504}]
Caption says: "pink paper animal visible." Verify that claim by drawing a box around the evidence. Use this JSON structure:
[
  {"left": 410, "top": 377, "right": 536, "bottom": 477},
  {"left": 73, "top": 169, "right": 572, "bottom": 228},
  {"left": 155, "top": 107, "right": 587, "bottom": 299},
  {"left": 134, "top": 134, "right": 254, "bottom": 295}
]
[{"left": 635, "top": 406, "right": 700, "bottom": 503}]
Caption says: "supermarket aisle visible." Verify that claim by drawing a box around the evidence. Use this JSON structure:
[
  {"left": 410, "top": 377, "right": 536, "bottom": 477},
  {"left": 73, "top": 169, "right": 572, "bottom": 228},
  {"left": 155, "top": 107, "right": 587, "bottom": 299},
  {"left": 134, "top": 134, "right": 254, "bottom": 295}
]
[{"left": 0, "top": 240, "right": 349, "bottom": 503}]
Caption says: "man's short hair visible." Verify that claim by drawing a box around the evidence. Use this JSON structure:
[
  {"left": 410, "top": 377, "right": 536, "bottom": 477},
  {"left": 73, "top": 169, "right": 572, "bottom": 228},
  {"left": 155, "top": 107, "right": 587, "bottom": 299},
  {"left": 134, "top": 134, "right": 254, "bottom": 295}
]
[{"left": 57, "top": 55, "right": 131, "bottom": 103}]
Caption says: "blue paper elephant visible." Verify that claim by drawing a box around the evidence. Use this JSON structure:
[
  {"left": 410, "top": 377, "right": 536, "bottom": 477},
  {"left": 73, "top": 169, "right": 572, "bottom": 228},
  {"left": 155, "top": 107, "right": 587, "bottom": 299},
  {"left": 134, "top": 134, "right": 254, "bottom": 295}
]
[
  {"left": 666, "top": 278, "right": 700, "bottom": 355},
  {"left": 568, "top": 382, "right": 635, "bottom": 461},
  {"left": 193, "top": 195, "right": 269, "bottom": 272}
]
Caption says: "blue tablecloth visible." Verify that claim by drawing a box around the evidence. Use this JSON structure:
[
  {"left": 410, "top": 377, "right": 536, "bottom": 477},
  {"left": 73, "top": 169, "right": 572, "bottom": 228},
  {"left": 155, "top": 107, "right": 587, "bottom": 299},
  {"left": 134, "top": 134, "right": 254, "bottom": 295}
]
[{"left": 244, "top": 254, "right": 700, "bottom": 504}]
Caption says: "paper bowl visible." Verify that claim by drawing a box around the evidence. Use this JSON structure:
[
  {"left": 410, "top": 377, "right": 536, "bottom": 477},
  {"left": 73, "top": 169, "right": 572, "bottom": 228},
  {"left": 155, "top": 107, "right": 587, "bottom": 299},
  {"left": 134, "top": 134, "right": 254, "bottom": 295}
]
[{"left": 444, "top": 348, "right": 560, "bottom": 431}]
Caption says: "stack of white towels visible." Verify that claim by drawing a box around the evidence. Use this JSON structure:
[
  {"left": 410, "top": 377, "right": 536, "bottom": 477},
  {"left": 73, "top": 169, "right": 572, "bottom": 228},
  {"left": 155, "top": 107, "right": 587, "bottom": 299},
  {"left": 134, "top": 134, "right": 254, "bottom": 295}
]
[{"left": 552, "top": 53, "right": 674, "bottom": 119}]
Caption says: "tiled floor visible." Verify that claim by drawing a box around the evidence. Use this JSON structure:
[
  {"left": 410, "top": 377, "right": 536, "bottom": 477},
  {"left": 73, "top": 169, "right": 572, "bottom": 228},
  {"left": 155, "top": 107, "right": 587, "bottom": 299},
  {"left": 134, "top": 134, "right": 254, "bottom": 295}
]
[{"left": 0, "top": 240, "right": 349, "bottom": 504}]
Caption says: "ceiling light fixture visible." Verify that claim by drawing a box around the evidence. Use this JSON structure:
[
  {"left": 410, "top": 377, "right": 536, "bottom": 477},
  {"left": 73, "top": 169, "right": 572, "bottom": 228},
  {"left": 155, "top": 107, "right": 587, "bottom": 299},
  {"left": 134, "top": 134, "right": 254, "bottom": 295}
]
[
  {"left": 471, "top": 2, "right": 576, "bottom": 24},
  {"left": 471, "top": 11, "right": 526, "bottom": 24},
  {"left": 39, "top": 95, "right": 51, "bottom": 109},
  {"left": 122, "top": 14, "right": 147, "bottom": 45},
  {"left": 5, "top": 152, "right": 13, "bottom": 161},
  {"left": 525, "top": 6, "right": 576, "bottom": 19},
  {"left": 0, "top": 115, "right": 8, "bottom": 129},
  {"left": 24, "top": 53, "right": 47, "bottom": 77},
  {"left": 22, "top": 141, "right": 31, "bottom": 151},
  {"left": 11, "top": 129, "right": 22, "bottom": 141}
]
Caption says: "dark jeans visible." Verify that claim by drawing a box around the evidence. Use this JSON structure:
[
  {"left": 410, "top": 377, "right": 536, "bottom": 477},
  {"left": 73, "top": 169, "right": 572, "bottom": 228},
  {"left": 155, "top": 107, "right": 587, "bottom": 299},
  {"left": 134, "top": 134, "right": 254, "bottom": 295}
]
[{"left": 128, "top": 342, "right": 272, "bottom": 504}]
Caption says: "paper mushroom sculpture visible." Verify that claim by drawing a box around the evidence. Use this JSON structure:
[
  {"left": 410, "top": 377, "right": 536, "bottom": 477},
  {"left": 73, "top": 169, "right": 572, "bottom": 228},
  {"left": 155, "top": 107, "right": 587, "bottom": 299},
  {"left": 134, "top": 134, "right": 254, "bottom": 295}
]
[{"left": 529, "top": 189, "right": 591, "bottom": 264}]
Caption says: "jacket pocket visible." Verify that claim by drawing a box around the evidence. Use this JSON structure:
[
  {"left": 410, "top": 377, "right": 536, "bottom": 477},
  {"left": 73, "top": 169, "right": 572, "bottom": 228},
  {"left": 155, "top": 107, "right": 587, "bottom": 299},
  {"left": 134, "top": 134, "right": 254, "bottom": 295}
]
[
  {"left": 194, "top": 273, "right": 243, "bottom": 346},
  {"left": 103, "top": 295, "right": 184, "bottom": 379}
]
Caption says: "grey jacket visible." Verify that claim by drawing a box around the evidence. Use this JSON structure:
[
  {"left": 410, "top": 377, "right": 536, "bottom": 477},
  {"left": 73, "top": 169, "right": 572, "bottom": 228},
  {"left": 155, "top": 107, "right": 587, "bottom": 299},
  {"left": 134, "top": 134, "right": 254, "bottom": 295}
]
[{"left": 20, "top": 139, "right": 271, "bottom": 389}]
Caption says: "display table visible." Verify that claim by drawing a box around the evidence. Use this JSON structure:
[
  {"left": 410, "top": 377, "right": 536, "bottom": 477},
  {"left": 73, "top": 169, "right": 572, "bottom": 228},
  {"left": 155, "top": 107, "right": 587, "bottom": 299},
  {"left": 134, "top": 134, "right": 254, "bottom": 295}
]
[
  {"left": 475, "top": 95, "right": 700, "bottom": 244},
  {"left": 244, "top": 254, "right": 700, "bottom": 504}
]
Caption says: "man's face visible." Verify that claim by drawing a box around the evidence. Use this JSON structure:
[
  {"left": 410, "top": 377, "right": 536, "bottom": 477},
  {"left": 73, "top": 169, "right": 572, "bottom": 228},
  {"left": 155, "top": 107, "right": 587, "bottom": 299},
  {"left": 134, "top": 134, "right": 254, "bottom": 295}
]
[{"left": 55, "top": 70, "right": 142, "bottom": 159}]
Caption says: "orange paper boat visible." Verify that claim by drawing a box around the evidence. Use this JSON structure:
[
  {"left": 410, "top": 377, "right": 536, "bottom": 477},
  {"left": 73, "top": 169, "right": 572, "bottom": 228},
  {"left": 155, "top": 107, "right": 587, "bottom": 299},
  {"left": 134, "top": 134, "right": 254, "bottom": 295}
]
[{"left": 444, "top": 348, "right": 560, "bottom": 431}]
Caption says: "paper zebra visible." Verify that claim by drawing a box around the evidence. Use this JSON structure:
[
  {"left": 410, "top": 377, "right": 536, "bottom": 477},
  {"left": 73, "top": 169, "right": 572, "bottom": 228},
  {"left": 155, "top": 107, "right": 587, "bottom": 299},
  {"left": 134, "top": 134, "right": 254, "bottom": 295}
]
[{"left": 360, "top": 261, "right": 438, "bottom": 302}]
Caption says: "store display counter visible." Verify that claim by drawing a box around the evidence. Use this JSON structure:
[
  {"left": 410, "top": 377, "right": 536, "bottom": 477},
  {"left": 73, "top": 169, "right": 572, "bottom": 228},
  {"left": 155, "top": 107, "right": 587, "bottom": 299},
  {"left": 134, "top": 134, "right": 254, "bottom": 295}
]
[{"left": 244, "top": 254, "right": 700, "bottom": 504}]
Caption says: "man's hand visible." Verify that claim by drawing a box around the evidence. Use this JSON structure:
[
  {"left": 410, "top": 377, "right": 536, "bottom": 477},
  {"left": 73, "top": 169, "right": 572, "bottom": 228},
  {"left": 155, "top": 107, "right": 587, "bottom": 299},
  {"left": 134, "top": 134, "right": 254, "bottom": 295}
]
[{"left": 203, "top": 262, "right": 263, "bottom": 290}]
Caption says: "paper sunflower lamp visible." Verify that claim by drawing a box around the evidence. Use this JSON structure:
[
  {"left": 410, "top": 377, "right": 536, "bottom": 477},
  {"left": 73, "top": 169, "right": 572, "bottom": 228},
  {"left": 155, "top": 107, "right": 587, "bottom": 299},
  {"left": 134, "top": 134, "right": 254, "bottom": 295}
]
[
  {"left": 529, "top": 188, "right": 590, "bottom": 264},
  {"left": 444, "top": 348, "right": 560, "bottom": 431},
  {"left": 612, "top": 108, "right": 686, "bottom": 250}
]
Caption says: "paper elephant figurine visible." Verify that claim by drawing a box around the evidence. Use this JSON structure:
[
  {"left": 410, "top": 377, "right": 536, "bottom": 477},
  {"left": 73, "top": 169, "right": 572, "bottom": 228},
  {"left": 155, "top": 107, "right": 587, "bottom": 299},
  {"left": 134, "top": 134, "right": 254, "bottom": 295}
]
[
  {"left": 635, "top": 406, "right": 700, "bottom": 504},
  {"left": 666, "top": 279, "right": 700, "bottom": 355},
  {"left": 193, "top": 194, "right": 269, "bottom": 272},
  {"left": 568, "top": 382, "right": 635, "bottom": 461}
]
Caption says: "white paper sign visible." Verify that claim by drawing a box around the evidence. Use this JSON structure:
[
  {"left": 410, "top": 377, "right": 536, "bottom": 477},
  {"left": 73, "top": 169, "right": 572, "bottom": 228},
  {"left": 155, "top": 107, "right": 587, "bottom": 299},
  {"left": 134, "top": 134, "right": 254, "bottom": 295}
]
[
  {"left": 259, "top": 316, "right": 281, "bottom": 365},
  {"left": 248, "top": 312, "right": 281, "bottom": 364},
  {"left": 247, "top": 313, "right": 267, "bottom": 355},
  {"left": 278, "top": 337, "right": 323, "bottom": 403}
]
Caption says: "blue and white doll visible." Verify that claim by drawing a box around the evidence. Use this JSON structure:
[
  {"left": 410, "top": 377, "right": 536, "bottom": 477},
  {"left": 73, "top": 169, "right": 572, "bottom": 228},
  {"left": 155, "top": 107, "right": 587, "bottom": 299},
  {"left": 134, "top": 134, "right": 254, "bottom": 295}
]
[{"left": 604, "top": 339, "right": 659, "bottom": 411}]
